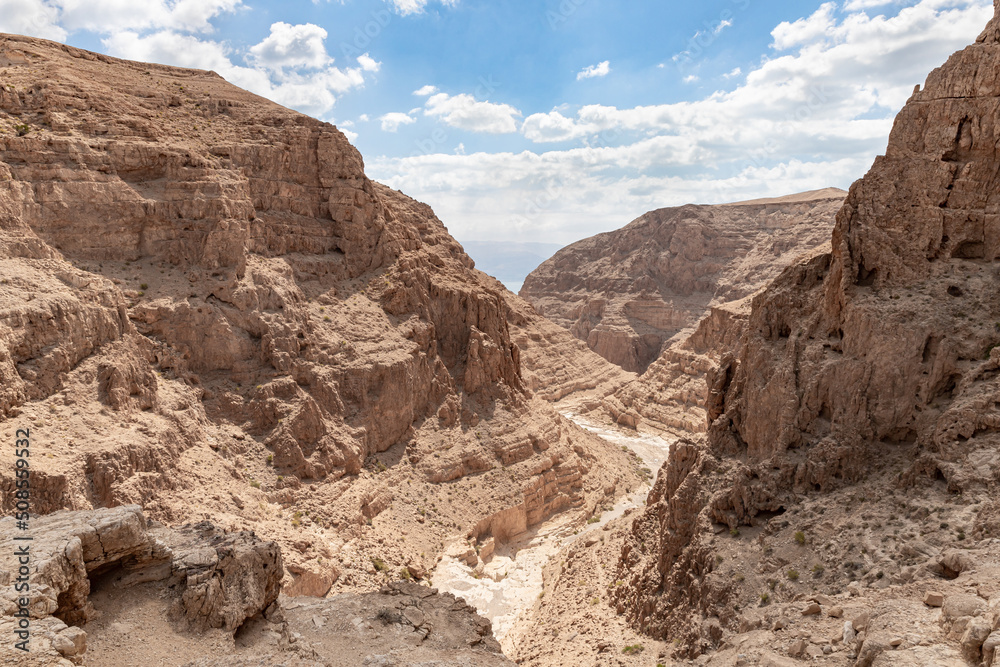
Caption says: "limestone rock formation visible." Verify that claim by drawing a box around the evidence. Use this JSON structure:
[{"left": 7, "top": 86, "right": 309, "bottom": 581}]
[
  {"left": 0, "top": 31, "right": 639, "bottom": 628},
  {"left": 180, "top": 582, "right": 515, "bottom": 667},
  {"left": 0, "top": 506, "right": 511, "bottom": 666},
  {"left": 521, "top": 189, "right": 843, "bottom": 375},
  {"left": 614, "top": 4, "right": 1000, "bottom": 658},
  {"left": 0, "top": 506, "right": 280, "bottom": 664}
]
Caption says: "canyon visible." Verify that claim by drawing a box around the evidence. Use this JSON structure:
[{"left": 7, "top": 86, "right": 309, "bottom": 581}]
[
  {"left": 0, "top": 32, "right": 639, "bottom": 666},
  {"left": 3, "top": 1, "right": 1000, "bottom": 665}
]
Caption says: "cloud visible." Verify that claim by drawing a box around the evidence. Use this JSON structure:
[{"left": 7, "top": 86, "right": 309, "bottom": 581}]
[
  {"left": 368, "top": 0, "right": 994, "bottom": 244},
  {"left": 104, "top": 23, "right": 375, "bottom": 117},
  {"left": 385, "top": 0, "right": 458, "bottom": 16},
  {"left": 357, "top": 53, "right": 380, "bottom": 72},
  {"left": 0, "top": 0, "right": 66, "bottom": 40},
  {"left": 58, "top": 0, "right": 242, "bottom": 34},
  {"left": 379, "top": 112, "right": 416, "bottom": 132},
  {"left": 577, "top": 60, "right": 611, "bottom": 80},
  {"left": 723, "top": 67, "right": 742, "bottom": 79},
  {"left": 771, "top": 2, "right": 838, "bottom": 50},
  {"left": 683, "top": 74, "right": 699, "bottom": 83},
  {"left": 413, "top": 84, "right": 438, "bottom": 96},
  {"left": 422, "top": 92, "right": 521, "bottom": 134},
  {"left": 522, "top": 110, "right": 587, "bottom": 143},
  {"left": 249, "top": 22, "right": 331, "bottom": 71}
]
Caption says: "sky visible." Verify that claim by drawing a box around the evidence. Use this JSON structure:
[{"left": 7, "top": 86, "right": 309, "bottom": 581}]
[{"left": 0, "top": 0, "right": 994, "bottom": 246}]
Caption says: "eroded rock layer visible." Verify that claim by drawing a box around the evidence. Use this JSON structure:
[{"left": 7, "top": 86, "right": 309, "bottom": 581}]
[
  {"left": 520, "top": 189, "right": 844, "bottom": 374},
  {"left": 0, "top": 32, "right": 639, "bottom": 629},
  {"left": 614, "top": 6, "right": 1000, "bottom": 662}
]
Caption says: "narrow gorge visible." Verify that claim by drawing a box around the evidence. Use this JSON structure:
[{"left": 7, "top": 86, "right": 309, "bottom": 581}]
[{"left": 3, "top": 2, "right": 1000, "bottom": 666}]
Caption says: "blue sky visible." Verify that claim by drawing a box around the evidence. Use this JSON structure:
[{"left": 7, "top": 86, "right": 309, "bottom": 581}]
[{"left": 0, "top": 0, "right": 994, "bottom": 245}]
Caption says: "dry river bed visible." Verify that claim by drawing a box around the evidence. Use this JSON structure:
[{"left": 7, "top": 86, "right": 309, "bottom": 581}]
[{"left": 430, "top": 414, "right": 674, "bottom": 654}]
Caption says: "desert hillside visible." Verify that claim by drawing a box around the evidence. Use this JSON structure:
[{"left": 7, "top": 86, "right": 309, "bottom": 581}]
[
  {"left": 521, "top": 188, "right": 845, "bottom": 375},
  {"left": 598, "top": 5, "right": 1000, "bottom": 665},
  {"left": 0, "top": 33, "right": 642, "bottom": 666}
]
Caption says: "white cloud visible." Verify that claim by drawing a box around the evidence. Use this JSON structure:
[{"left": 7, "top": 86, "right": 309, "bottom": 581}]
[
  {"left": 57, "top": 0, "right": 242, "bottom": 34},
  {"left": 0, "top": 0, "right": 66, "bottom": 40},
  {"left": 357, "top": 52, "right": 380, "bottom": 72},
  {"left": 379, "top": 112, "right": 416, "bottom": 132},
  {"left": 249, "top": 22, "right": 331, "bottom": 71},
  {"left": 522, "top": 110, "right": 587, "bottom": 143},
  {"left": 369, "top": 0, "right": 994, "bottom": 244},
  {"left": 683, "top": 74, "right": 699, "bottom": 83},
  {"left": 340, "top": 127, "right": 358, "bottom": 142},
  {"left": 771, "top": 2, "right": 838, "bottom": 50},
  {"left": 723, "top": 67, "right": 742, "bottom": 79},
  {"left": 385, "top": 0, "right": 458, "bottom": 16},
  {"left": 413, "top": 84, "right": 438, "bottom": 96},
  {"left": 422, "top": 92, "right": 522, "bottom": 134},
  {"left": 104, "top": 25, "right": 374, "bottom": 117},
  {"left": 577, "top": 60, "right": 611, "bottom": 80}
]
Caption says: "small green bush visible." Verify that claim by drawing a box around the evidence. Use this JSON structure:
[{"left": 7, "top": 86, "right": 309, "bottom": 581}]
[
  {"left": 787, "top": 569, "right": 799, "bottom": 581},
  {"left": 794, "top": 531, "right": 806, "bottom": 545}
]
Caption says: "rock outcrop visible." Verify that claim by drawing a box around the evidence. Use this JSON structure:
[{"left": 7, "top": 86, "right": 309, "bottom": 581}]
[
  {"left": 614, "top": 4, "right": 1000, "bottom": 659},
  {"left": 183, "top": 582, "right": 515, "bottom": 667},
  {"left": 0, "top": 506, "right": 511, "bottom": 666},
  {"left": 0, "top": 31, "right": 638, "bottom": 618},
  {"left": 521, "top": 189, "right": 843, "bottom": 374},
  {"left": 0, "top": 506, "right": 280, "bottom": 664}
]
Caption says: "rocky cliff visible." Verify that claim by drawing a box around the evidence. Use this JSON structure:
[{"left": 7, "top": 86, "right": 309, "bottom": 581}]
[
  {"left": 0, "top": 506, "right": 513, "bottom": 666},
  {"left": 520, "top": 189, "right": 844, "bottom": 375},
  {"left": 0, "top": 31, "right": 640, "bottom": 648},
  {"left": 613, "top": 6, "right": 1000, "bottom": 664}
]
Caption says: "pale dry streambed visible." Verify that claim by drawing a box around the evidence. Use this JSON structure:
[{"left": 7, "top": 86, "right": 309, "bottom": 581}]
[{"left": 430, "top": 414, "right": 674, "bottom": 653}]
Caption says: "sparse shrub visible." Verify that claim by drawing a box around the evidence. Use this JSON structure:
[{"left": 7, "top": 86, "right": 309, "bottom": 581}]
[
  {"left": 266, "top": 454, "right": 273, "bottom": 464},
  {"left": 794, "top": 531, "right": 806, "bottom": 545},
  {"left": 400, "top": 567, "right": 412, "bottom": 580},
  {"left": 812, "top": 563, "right": 825, "bottom": 575},
  {"left": 249, "top": 479, "right": 260, "bottom": 489},
  {"left": 730, "top": 528, "right": 740, "bottom": 537},
  {"left": 787, "top": 569, "right": 799, "bottom": 581},
  {"left": 372, "top": 558, "right": 388, "bottom": 572},
  {"left": 621, "top": 644, "right": 644, "bottom": 655},
  {"left": 14, "top": 123, "right": 30, "bottom": 136},
  {"left": 140, "top": 283, "right": 148, "bottom": 290},
  {"left": 760, "top": 592, "right": 770, "bottom": 605}
]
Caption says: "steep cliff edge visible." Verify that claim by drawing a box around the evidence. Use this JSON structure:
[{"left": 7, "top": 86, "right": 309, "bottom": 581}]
[
  {"left": 0, "top": 32, "right": 639, "bottom": 618},
  {"left": 614, "top": 7, "right": 1000, "bottom": 663},
  {"left": 520, "top": 189, "right": 843, "bottom": 375}
]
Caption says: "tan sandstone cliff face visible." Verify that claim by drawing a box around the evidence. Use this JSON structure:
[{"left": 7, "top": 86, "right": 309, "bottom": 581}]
[
  {"left": 0, "top": 33, "right": 638, "bottom": 604},
  {"left": 520, "top": 189, "right": 843, "bottom": 375},
  {"left": 613, "top": 5, "right": 1000, "bottom": 660}
]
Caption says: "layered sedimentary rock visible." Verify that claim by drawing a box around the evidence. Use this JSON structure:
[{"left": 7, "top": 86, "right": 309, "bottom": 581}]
[
  {"left": 615, "top": 5, "right": 1000, "bottom": 659},
  {"left": 0, "top": 507, "right": 513, "bottom": 666},
  {"left": 0, "top": 32, "right": 638, "bottom": 613},
  {"left": 0, "top": 506, "right": 281, "bottom": 664},
  {"left": 521, "top": 189, "right": 843, "bottom": 374}
]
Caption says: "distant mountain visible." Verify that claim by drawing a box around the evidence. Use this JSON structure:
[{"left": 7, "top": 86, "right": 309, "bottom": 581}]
[{"left": 461, "top": 241, "right": 564, "bottom": 290}]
